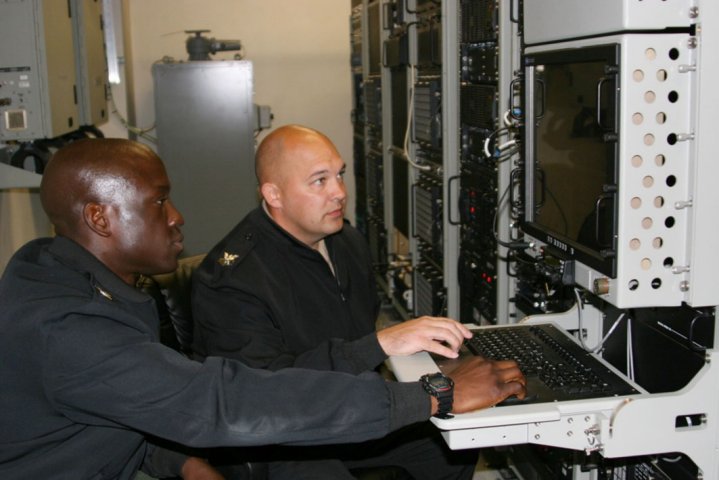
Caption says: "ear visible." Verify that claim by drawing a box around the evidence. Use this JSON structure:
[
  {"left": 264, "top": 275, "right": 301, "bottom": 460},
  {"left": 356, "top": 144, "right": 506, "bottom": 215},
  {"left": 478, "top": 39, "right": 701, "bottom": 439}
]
[
  {"left": 260, "top": 182, "right": 283, "bottom": 209},
  {"left": 83, "top": 203, "right": 112, "bottom": 238}
]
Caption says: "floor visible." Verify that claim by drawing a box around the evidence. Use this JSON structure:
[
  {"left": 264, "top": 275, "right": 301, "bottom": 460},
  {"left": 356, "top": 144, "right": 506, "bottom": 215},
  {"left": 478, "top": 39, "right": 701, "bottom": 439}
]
[{"left": 473, "top": 452, "right": 523, "bottom": 480}]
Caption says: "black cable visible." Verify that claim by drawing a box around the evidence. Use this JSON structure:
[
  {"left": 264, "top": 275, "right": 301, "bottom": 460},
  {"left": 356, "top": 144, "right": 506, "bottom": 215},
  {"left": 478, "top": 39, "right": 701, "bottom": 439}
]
[{"left": 493, "top": 184, "right": 531, "bottom": 250}]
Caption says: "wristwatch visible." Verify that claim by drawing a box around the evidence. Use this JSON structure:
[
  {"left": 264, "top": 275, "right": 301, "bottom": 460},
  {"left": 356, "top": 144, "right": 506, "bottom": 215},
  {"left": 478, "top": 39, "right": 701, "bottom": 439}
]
[{"left": 420, "top": 372, "right": 454, "bottom": 419}]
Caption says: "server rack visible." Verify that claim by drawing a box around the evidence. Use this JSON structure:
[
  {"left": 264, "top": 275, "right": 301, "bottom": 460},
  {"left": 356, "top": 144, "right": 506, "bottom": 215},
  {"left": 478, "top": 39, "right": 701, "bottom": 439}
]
[
  {"left": 351, "top": 0, "right": 517, "bottom": 323},
  {"left": 352, "top": 0, "right": 719, "bottom": 478}
]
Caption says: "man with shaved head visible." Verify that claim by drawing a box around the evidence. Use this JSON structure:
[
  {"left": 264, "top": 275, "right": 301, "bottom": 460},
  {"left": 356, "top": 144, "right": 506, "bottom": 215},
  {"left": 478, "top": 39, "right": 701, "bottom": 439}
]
[
  {"left": 0, "top": 138, "right": 526, "bottom": 479},
  {"left": 192, "top": 125, "right": 487, "bottom": 479}
]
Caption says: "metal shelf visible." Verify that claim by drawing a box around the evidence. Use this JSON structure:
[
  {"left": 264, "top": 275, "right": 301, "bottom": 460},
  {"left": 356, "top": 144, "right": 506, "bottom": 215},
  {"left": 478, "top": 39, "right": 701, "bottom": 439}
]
[{"left": 0, "top": 162, "right": 42, "bottom": 190}]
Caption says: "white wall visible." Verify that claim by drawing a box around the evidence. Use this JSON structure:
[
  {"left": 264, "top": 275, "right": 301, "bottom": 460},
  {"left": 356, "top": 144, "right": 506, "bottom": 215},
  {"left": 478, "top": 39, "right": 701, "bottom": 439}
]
[
  {"left": 126, "top": 0, "right": 355, "bottom": 212},
  {"left": 0, "top": 0, "right": 354, "bottom": 272}
]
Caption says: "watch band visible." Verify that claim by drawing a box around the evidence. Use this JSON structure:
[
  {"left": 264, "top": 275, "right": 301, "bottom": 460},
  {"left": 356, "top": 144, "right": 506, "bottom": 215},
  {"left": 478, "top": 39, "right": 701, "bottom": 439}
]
[{"left": 420, "top": 372, "right": 454, "bottom": 419}]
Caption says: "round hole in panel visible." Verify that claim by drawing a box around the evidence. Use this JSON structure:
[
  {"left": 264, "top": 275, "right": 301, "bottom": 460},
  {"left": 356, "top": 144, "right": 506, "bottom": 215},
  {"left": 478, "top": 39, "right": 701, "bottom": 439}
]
[
  {"left": 641, "top": 258, "right": 652, "bottom": 270},
  {"left": 654, "top": 196, "right": 665, "bottom": 208},
  {"left": 645, "top": 91, "right": 656, "bottom": 103},
  {"left": 630, "top": 238, "right": 641, "bottom": 250},
  {"left": 644, "top": 134, "right": 655, "bottom": 146},
  {"left": 657, "top": 69, "right": 668, "bottom": 81},
  {"left": 643, "top": 175, "right": 654, "bottom": 188},
  {"left": 665, "top": 216, "right": 676, "bottom": 228},
  {"left": 668, "top": 91, "right": 679, "bottom": 103},
  {"left": 666, "top": 175, "right": 677, "bottom": 187},
  {"left": 633, "top": 69, "right": 645, "bottom": 81},
  {"left": 651, "top": 278, "right": 662, "bottom": 289},
  {"left": 667, "top": 133, "right": 677, "bottom": 145},
  {"left": 629, "top": 279, "right": 640, "bottom": 291},
  {"left": 633, "top": 113, "right": 644, "bottom": 125},
  {"left": 655, "top": 154, "right": 666, "bottom": 166},
  {"left": 668, "top": 48, "right": 680, "bottom": 60},
  {"left": 632, "top": 155, "right": 643, "bottom": 167},
  {"left": 663, "top": 257, "right": 674, "bottom": 268},
  {"left": 642, "top": 217, "right": 653, "bottom": 229},
  {"left": 656, "top": 112, "right": 666, "bottom": 124},
  {"left": 631, "top": 197, "right": 642, "bottom": 209},
  {"left": 646, "top": 48, "right": 657, "bottom": 60},
  {"left": 653, "top": 237, "right": 663, "bottom": 249}
]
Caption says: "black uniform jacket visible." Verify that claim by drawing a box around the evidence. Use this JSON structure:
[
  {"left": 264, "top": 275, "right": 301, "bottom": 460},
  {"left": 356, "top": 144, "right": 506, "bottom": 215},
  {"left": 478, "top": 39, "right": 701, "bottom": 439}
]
[
  {"left": 0, "top": 237, "right": 428, "bottom": 480},
  {"left": 192, "top": 207, "right": 385, "bottom": 374}
]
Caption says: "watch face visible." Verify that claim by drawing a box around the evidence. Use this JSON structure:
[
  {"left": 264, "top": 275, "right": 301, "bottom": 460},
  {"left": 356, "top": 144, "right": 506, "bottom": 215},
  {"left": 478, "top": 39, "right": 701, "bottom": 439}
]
[
  {"left": 428, "top": 373, "right": 453, "bottom": 391},
  {"left": 422, "top": 373, "right": 454, "bottom": 419}
]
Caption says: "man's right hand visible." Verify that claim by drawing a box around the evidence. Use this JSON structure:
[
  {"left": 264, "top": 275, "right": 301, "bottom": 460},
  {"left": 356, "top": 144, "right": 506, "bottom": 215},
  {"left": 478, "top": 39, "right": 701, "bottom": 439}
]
[
  {"left": 441, "top": 356, "right": 527, "bottom": 414},
  {"left": 377, "top": 316, "right": 473, "bottom": 359}
]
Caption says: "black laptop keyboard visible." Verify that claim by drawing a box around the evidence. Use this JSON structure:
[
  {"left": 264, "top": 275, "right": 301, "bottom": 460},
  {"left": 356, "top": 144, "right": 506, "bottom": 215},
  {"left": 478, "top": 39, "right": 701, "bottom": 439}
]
[{"left": 465, "top": 323, "right": 640, "bottom": 403}]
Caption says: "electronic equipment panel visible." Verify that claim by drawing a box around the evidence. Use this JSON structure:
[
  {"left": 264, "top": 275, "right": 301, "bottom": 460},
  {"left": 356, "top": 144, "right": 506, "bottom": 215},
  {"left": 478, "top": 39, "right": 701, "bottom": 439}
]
[
  {"left": 0, "top": 0, "right": 79, "bottom": 141},
  {"left": 413, "top": 78, "right": 442, "bottom": 149},
  {"left": 521, "top": 34, "right": 697, "bottom": 308},
  {"left": 367, "top": 0, "right": 381, "bottom": 75},
  {"left": 523, "top": 44, "right": 620, "bottom": 278},
  {"left": 415, "top": 260, "right": 446, "bottom": 316}
]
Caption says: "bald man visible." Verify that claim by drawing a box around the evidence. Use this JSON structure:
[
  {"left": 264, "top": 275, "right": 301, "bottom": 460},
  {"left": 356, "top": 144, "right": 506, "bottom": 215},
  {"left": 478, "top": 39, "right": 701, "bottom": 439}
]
[
  {"left": 191, "top": 125, "right": 481, "bottom": 479},
  {"left": 0, "top": 138, "right": 526, "bottom": 479}
]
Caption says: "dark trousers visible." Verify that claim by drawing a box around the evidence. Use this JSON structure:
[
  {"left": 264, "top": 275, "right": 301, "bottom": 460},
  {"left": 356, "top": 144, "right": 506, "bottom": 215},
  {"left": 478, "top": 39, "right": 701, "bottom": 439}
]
[{"left": 213, "top": 422, "right": 477, "bottom": 480}]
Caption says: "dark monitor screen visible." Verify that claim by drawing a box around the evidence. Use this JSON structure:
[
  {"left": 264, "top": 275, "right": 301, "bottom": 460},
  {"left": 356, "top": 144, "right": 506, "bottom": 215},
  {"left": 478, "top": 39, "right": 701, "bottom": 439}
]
[{"left": 522, "top": 44, "right": 620, "bottom": 277}]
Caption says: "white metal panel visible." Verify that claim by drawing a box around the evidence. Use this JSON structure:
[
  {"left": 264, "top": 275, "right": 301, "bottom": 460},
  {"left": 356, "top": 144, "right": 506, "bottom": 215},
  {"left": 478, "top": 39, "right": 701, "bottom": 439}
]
[
  {"left": 0, "top": 162, "right": 41, "bottom": 190},
  {"left": 440, "top": 423, "right": 531, "bottom": 449},
  {"left": 524, "top": 0, "right": 697, "bottom": 45},
  {"left": 685, "top": 0, "right": 719, "bottom": 307}
]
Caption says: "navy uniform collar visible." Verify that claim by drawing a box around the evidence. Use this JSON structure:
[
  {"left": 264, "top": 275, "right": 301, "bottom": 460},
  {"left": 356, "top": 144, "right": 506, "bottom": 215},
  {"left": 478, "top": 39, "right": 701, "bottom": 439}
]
[
  {"left": 47, "top": 236, "right": 150, "bottom": 303},
  {"left": 256, "top": 205, "right": 342, "bottom": 260}
]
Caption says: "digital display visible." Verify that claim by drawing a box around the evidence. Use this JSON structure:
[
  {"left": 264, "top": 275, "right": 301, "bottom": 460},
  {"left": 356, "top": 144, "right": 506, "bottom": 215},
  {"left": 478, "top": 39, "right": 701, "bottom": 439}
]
[{"left": 523, "top": 45, "right": 620, "bottom": 277}]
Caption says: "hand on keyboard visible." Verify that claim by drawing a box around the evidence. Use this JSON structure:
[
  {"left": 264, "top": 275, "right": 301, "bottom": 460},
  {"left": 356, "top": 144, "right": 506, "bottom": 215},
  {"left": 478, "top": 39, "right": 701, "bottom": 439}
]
[
  {"left": 377, "top": 316, "right": 473, "bottom": 358},
  {"left": 448, "top": 356, "right": 527, "bottom": 413}
]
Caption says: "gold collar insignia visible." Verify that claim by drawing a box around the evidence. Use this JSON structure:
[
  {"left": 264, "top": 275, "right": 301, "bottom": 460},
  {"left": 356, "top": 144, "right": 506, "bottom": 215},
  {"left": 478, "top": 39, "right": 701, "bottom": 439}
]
[
  {"left": 96, "top": 286, "right": 113, "bottom": 301},
  {"left": 219, "top": 252, "right": 239, "bottom": 266}
]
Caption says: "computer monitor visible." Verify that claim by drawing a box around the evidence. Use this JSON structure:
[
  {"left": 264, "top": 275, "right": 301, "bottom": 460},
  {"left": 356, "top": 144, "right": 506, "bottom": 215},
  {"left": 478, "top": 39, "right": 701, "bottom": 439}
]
[{"left": 522, "top": 44, "right": 620, "bottom": 277}]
